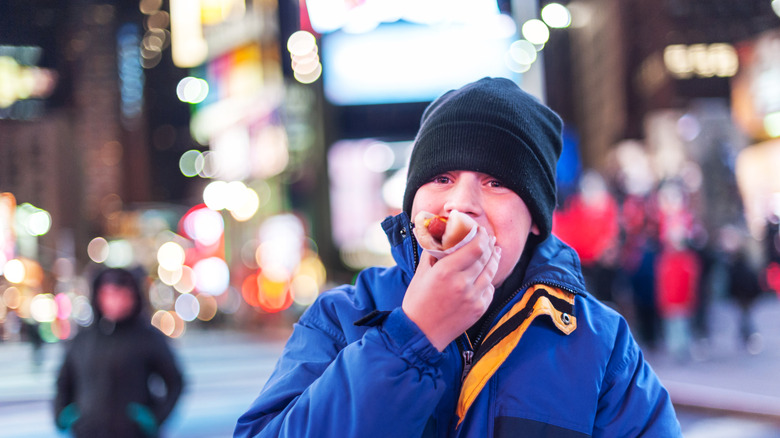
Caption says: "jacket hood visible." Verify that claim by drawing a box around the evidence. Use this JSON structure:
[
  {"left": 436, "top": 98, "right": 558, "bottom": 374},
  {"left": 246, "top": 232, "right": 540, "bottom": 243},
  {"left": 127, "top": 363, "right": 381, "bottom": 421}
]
[
  {"left": 90, "top": 267, "right": 146, "bottom": 324},
  {"left": 381, "top": 212, "right": 588, "bottom": 296}
]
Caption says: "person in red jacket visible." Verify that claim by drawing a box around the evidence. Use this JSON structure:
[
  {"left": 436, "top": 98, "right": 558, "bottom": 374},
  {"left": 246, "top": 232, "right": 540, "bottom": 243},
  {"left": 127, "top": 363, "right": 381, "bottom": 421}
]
[{"left": 656, "top": 234, "right": 701, "bottom": 361}]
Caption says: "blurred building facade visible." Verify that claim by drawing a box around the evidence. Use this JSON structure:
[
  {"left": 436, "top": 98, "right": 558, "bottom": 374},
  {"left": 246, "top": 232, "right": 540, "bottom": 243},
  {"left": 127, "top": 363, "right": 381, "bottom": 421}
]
[
  {"left": 2, "top": 0, "right": 780, "bottom": 341},
  {"left": 548, "top": 0, "right": 780, "bottom": 249}
]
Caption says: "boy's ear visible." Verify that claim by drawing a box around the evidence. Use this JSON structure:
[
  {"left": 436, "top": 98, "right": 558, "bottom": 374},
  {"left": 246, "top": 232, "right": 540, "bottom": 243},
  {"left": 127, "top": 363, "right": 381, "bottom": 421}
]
[{"left": 530, "top": 223, "right": 540, "bottom": 235}]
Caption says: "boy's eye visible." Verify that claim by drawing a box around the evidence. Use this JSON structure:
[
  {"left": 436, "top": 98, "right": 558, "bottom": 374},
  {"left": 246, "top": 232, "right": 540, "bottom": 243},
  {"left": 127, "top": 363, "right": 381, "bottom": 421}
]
[
  {"left": 487, "top": 179, "right": 504, "bottom": 188},
  {"left": 432, "top": 175, "right": 451, "bottom": 184}
]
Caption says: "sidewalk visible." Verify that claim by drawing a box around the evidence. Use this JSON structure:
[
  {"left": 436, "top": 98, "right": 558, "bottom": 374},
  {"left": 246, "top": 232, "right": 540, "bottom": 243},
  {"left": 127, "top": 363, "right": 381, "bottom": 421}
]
[{"left": 643, "top": 294, "right": 780, "bottom": 420}]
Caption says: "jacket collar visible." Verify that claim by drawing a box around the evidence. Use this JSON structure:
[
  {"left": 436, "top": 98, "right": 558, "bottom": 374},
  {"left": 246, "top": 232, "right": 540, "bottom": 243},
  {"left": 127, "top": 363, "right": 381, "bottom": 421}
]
[{"left": 381, "top": 212, "right": 418, "bottom": 281}]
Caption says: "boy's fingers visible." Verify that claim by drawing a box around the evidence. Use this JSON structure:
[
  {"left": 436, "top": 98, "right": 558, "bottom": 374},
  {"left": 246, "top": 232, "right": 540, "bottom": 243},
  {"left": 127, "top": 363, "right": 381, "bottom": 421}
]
[{"left": 439, "top": 227, "right": 492, "bottom": 272}]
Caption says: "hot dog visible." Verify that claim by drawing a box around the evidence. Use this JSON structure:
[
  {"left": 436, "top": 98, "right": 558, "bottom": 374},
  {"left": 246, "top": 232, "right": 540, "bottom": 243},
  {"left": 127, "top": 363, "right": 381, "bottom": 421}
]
[{"left": 413, "top": 210, "right": 478, "bottom": 253}]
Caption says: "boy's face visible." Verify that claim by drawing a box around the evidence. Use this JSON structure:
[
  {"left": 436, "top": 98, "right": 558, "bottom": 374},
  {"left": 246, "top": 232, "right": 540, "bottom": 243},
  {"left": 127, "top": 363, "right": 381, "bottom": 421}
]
[{"left": 411, "top": 170, "right": 538, "bottom": 287}]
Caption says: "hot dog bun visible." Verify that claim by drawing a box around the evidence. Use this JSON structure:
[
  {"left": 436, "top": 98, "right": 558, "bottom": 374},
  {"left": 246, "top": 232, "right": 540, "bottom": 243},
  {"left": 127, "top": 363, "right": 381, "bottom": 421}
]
[{"left": 413, "top": 210, "right": 477, "bottom": 252}]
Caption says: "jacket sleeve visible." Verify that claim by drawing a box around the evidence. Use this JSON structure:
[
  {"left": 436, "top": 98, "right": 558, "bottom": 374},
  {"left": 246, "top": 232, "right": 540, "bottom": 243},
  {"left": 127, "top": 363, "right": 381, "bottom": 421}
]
[
  {"left": 234, "top": 305, "right": 446, "bottom": 438},
  {"left": 53, "top": 347, "right": 76, "bottom": 424},
  {"left": 147, "top": 330, "right": 185, "bottom": 424},
  {"left": 592, "top": 318, "right": 682, "bottom": 437}
]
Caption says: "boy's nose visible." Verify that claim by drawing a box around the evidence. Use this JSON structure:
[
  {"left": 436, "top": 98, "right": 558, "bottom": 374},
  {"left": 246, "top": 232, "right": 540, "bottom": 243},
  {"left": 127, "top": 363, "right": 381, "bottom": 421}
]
[{"left": 443, "top": 180, "right": 482, "bottom": 217}]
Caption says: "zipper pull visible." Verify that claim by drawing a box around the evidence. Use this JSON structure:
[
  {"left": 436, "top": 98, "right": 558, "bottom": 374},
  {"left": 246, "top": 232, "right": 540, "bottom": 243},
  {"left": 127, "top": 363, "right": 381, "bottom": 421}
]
[
  {"left": 461, "top": 349, "right": 474, "bottom": 382},
  {"left": 459, "top": 333, "right": 475, "bottom": 382}
]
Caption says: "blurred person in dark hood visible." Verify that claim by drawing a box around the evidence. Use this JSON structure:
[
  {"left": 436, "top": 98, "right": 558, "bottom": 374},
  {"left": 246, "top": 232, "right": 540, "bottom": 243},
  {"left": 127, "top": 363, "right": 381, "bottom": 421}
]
[{"left": 54, "top": 267, "right": 184, "bottom": 437}]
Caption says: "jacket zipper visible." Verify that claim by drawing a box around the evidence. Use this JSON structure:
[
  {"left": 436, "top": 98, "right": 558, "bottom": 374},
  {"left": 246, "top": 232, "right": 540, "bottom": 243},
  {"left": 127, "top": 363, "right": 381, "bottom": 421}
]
[
  {"left": 470, "top": 287, "right": 522, "bottom": 350},
  {"left": 460, "top": 334, "right": 475, "bottom": 382},
  {"left": 409, "top": 220, "right": 420, "bottom": 269}
]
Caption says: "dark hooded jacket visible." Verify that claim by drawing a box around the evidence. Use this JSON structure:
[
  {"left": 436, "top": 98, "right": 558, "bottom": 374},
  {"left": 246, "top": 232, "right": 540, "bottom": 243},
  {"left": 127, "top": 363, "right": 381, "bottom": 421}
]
[{"left": 54, "top": 268, "right": 184, "bottom": 438}]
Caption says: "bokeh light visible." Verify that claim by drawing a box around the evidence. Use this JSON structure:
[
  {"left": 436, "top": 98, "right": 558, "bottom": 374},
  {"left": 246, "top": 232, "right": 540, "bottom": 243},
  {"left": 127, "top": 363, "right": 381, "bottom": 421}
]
[
  {"left": 290, "top": 274, "right": 318, "bottom": 306},
  {"left": 139, "top": 0, "right": 163, "bottom": 16},
  {"left": 157, "top": 241, "right": 186, "bottom": 271},
  {"left": 51, "top": 319, "right": 72, "bottom": 341},
  {"left": 173, "top": 265, "right": 196, "bottom": 294},
  {"left": 296, "top": 253, "right": 327, "bottom": 287},
  {"left": 541, "top": 3, "right": 572, "bottom": 29},
  {"left": 30, "top": 293, "right": 57, "bottom": 323},
  {"left": 203, "top": 180, "right": 229, "bottom": 211},
  {"left": 192, "top": 257, "right": 229, "bottom": 295},
  {"left": 174, "top": 292, "right": 200, "bottom": 321},
  {"left": 72, "top": 296, "right": 94, "bottom": 327},
  {"left": 764, "top": 111, "right": 780, "bottom": 138},
  {"left": 181, "top": 204, "right": 224, "bottom": 247},
  {"left": 150, "top": 281, "right": 175, "bottom": 309},
  {"left": 287, "top": 31, "right": 322, "bottom": 84},
  {"left": 152, "top": 309, "right": 186, "bottom": 338},
  {"left": 257, "top": 271, "right": 293, "bottom": 313},
  {"left": 87, "top": 237, "right": 110, "bottom": 263},
  {"left": 3, "top": 286, "right": 21, "bottom": 308},
  {"left": 506, "top": 39, "right": 538, "bottom": 73},
  {"left": 362, "top": 142, "right": 395, "bottom": 173},
  {"left": 27, "top": 209, "right": 52, "bottom": 236},
  {"left": 55, "top": 293, "right": 72, "bottom": 320},
  {"left": 176, "top": 76, "right": 209, "bottom": 104},
  {"left": 256, "top": 214, "right": 305, "bottom": 278},
  {"left": 105, "top": 239, "right": 134, "bottom": 268},
  {"left": 521, "top": 19, "right": 550, "bottom": 45},
  {"left": 158, "top": 264, "right": 184, "bottom": 286},
  {"left": 3, "top": 258, "right": 25, "bottom": 283},
  {"left": 242, "top": 271, "right": 293, "bottom": 313},
  {"left": 196, "top": 293, "right": 218, "bottom": 321},
  {"left": 230, "top": 189, "right": 260, "bottom": 221},
  {"left": 179, "top": 149, "right": 203, "bottom": 177}
]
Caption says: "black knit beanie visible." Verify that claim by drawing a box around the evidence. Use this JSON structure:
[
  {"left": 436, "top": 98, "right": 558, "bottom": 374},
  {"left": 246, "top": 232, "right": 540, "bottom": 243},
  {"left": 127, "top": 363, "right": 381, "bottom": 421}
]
[{"left": 402, "top": 77, "right": 563, "bottom": 239}]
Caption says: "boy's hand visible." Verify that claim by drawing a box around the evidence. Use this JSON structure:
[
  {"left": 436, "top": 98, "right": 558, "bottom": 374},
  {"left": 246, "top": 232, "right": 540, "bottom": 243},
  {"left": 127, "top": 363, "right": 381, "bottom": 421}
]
[{"left": 402, "top": 226, "right": 501, "bottom": 351}]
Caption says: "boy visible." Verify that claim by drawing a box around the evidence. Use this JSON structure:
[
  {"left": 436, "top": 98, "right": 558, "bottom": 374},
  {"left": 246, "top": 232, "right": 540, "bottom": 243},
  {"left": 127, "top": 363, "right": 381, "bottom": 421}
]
[{"left": 235, "top": 77, "right": 681, "bottom": 437}]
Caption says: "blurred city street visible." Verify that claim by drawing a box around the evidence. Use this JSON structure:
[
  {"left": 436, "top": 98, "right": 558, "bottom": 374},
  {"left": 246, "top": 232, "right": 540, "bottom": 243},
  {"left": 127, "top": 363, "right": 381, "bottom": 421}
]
[
  {"left": 1, "top": 295, "right": 780, "bottom": 437},
  {"left": 3, "top": 1, "right": 780, "bottom": 437},
  {"left": 0, "top": 326, "right": 290, "bottom": 438},
  {"left": 648, "top": 294, "right": 780, "bottom": 437}
]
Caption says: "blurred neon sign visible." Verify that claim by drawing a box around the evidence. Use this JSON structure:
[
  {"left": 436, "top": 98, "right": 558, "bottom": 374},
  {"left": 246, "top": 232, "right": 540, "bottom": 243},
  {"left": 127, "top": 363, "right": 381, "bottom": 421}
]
[
  {"left": 663, "top": 43, "right": 738, "bottom": 79},
  {"left": 0, "top": 46, "right": 58, "bottom": 118},
  {"left": 304, "top": 0, "right": 503, "bottom": 34}
]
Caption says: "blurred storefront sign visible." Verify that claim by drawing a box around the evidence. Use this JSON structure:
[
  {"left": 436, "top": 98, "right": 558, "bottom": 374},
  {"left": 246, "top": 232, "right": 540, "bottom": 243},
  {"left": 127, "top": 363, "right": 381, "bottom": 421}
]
[
  {"left": 663, "top": 43, "right": 739, "bottom": 80},
  {"left": 168, "top": 1, "right": 330, "bottom": 320},
  {"left": 731, "top": 29, "right": 780, "bottom": 238},
  {"left": 0, "top": 193, "right": 16, "bottom": 270},
  {"left": 732, "top": 29, "right": 780, "bottom": 141},
  {"left": 735, "top": 139, "right": 780, "bottom": 238},
  {"left": 0, "top": 45, "right": 58, "bottom": 120}
]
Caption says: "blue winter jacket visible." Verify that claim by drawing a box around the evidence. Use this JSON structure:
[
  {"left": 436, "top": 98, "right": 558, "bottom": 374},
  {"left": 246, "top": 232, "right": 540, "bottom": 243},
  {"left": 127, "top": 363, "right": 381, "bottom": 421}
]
[{"left": 235, "top": 212, "right": 682, "bottom": 437}]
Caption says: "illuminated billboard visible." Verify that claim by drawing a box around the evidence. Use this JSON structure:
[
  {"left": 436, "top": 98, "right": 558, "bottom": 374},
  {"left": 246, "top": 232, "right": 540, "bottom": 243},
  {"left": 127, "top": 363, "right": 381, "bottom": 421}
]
[{"left": 310, "top": 0, "right": 524, "bottom": 106}]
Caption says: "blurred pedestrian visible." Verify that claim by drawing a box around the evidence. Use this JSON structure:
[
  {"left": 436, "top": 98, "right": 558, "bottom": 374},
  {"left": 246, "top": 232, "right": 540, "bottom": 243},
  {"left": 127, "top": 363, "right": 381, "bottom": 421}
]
[
  {"left": 53, "top": 267, "right": 184, "bottom": 438},
  {"left": 655, "top": 235, "right": 701, "bottom": 362},
  {"left": 727, "top": 248, "right": 764, "bottom": 351},
  {"left": 552, "top": 170, "right": 620, "bottom": 304},
  {"left": 627, "top": 233, "right": 661, "bottom": 349},
  {"left": 21, "top": 317, "right": 44, "bottom": 368},
  {"left": 235, "top": 77, "right": 681, "bottom": 437}
]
